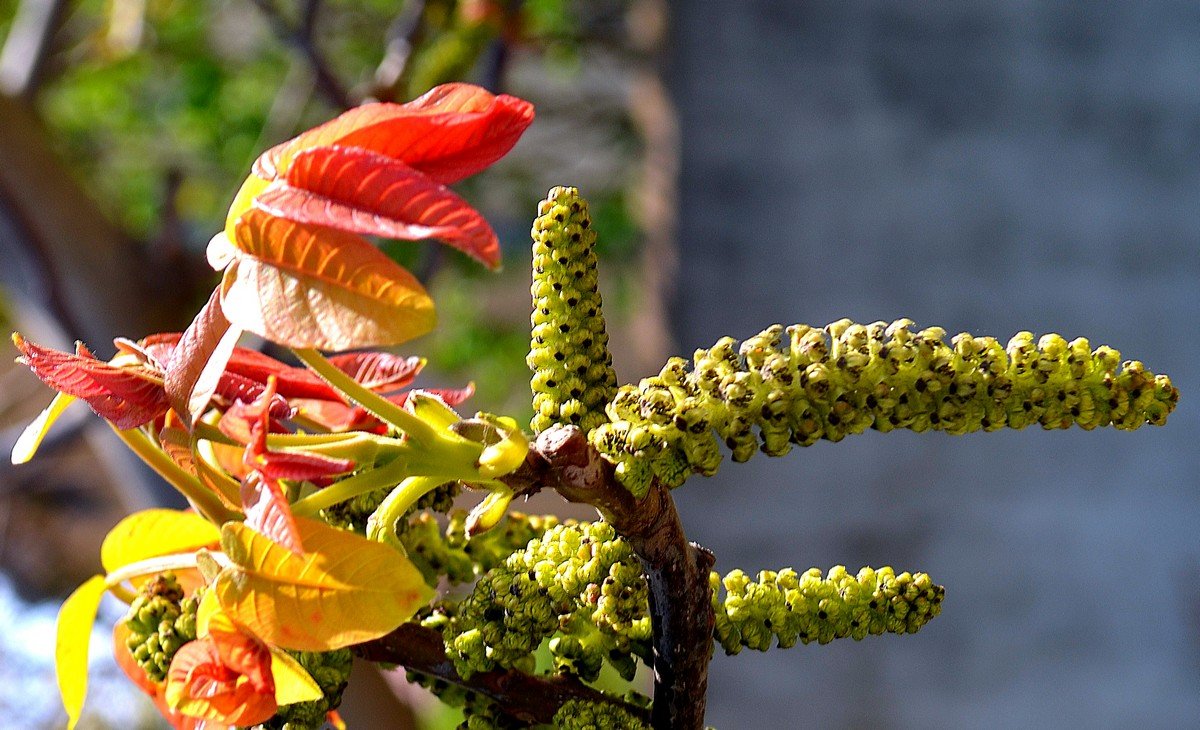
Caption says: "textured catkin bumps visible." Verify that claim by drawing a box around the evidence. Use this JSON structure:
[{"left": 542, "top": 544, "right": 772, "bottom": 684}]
[
  {"left": 552, "top": 698, "right": 649, "bottom": 729},
  {"left": 122, "top": 572, "right": 198, "bottom": 682},
  {"left": 528, "top": 187, "right": 618, "bottom": 434},
  {"left": 591, "top": 319, "right": 1180, "bottom": 495},
  {"left": 711, "top": 565, "right": 945, "bottom": 654},
  {"left": 259, "top": 648, "right": 353, "bottom": 729},
  {"left": 443, "top": 521, "right": 651, "bottom": 681}
]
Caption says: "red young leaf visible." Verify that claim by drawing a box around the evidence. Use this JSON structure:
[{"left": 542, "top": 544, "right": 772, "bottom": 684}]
[
  {"left": 240, "top": 472, "right": 304, "bottom": 555},
  {"left": 256, "top": 146, "right": 501, "bottom": 269},
  {"left": 14, "top": 334, "right": 169, "bottom": 429},
  {"left": 220, "top": 209, "right": 436, "bottom": 350},
  {"left": 392, "top": 384, "right": 475, "bottom": 408},
  {"left": 260, "top": 83, "right": 535, "bottom": 184},
  {"left": 165, "top": 635, "right": 275, "bottom": 726},
  {"left": 165, "top": 289, "right": 241, "bottom": 426},
  {"left": 327, "top": 351, "right": 424, "bottom": 392}
]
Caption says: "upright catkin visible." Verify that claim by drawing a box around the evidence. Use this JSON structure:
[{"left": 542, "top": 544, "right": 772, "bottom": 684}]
[{"left": 528, "top": 187, "right": 617, "bottom": 434}]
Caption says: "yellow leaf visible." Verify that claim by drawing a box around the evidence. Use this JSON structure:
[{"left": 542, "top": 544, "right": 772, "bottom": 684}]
[
  {"left": 270, "top": 646, "right": 326, "bottom": 705},
  {"left": 219, "top": 208, "right": 435, "bottom": 350},
  {"left": 196, "top": 586, "right": 221, "bottom": 636},
  {"left": 55, "top": 575, "right": 107, "bottom": 730},
  {"left": 101, "top": 509, "right": 221, "bottom": 574},
  {"left": 11, "top": 392, "right": 76, "bottom": 464},
  {"left": 215, "top": 517, "right": 433, "bottom": 651}
]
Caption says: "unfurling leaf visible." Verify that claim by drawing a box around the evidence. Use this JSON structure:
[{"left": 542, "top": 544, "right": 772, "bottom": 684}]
[
  {"left": 256, "top": 83, "right": 535, "bottom": 185},
  {"left": 165, "top": 288, "right": 241, "bottom": 427},
  {"left": 55, "top": 575, "right": 107, "bottom": 730},
  {"left": 215, "top": 518, "right": 433, "bottom": 651},
  {"left": 13, "top": 334, "right": 169, "bottom": 429},
  {"left": 257, "top": 146, "right": 500, "bottom": 268},
  {"left": 269, "top": 647, "right": 325, "bottom": 706},
  {"left": 100, "top": 509, "right": 221, "bottom": 575},
  {"left": 241, "top": 472, "right": 304, "bottom": 555},
  {"left": 11, "top": 392, "right": 76, "bottom": 464},
  {"left": 164, "top": 634, "right": 276, "bottom": 726},
  {"left": 219, "top": 209, "right": 435, "bottom": 350}
]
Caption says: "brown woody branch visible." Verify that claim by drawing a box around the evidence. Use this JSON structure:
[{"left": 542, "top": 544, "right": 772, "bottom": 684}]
[
  {"left": 356, "top": 426, "right": 714, "bottom": 728},
  {"left": 354, "top": 623, "right": 650, "bottom": 726},
  {"left": 503, "top": 426, "right": 716, "bottom": 730}
]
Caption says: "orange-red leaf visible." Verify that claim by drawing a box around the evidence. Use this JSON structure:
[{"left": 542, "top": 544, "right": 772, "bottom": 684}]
[
  {"left": 165, "top": 636, "right": 276, "bottom": 726},
  {"left": 14, "top": 334, "right": 168, "bottom": 429},
  {"left": 256, "top": 146, "right": 500, "bottom": 268},
  {"left": 260, "top": 83, "right": 534, "bottom": 184},
  {"left": 221, "top": 209, "right": 435, "bottom": 350}
]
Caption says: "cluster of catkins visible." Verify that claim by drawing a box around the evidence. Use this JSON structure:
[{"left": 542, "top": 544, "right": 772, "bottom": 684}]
[
  {"left": 120, "top": 574, "right": 353, "bottom": 730},
  {"left": 430, "top": 516, "right": 943, "bottom": 727},
  {"left": 527, "top": 186, "right": 618, "bottom": 434},
  {"left": 441, "top": 521, "right": 652, "bottom": 683},
  {"left": 591, "top": 319, "right": 1179, "bottom": 495}
]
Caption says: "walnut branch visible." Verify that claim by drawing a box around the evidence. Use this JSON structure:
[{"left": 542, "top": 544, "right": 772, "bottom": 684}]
[
  {"left": 503, "top": 425, "right": 716, "bottom": 730},
  {"left": 354, "top": 623, "right": 651, "bottom": 726}
]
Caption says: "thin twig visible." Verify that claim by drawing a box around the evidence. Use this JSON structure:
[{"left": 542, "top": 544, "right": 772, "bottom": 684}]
[
  {"left": 354, "top": 623, "right": 652, "bottom": 726},
  {"left": 371, "top": 0, "right": 427, "bottom": 102},
  {"left": 247, "top": 0, "right": 354, "bottom": 110}
]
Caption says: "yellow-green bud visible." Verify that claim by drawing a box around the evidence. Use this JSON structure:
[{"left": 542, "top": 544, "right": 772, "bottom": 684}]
[{"left": 528, "top": 187, "right": 618, "bottom": 434}]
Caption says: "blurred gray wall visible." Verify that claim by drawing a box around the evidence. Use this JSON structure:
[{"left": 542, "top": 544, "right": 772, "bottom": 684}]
[{"left": 668, "top": 2, "right": 1199, "bottom": 728}]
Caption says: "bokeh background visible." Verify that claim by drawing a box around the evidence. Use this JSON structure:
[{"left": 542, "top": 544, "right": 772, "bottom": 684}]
[{"left": 0, "top": 1, "right": 1196, "bottom": 728}]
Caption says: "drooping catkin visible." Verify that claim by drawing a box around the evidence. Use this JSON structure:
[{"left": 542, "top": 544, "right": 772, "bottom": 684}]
[{"left": 591, "top": 319, "right": 1180, "bottom": 495}]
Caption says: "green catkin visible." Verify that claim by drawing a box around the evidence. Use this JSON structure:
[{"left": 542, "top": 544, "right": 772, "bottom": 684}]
[
  {"left": 591, "top": 319, "right": 1181, "bottom": 495},
  {"left": 404, "top": 671, "right": 519, "bottom": 730},
  {"left": 122, "top": 573, "right": 198, "bottom": 683},
  {"left": 401, "top": 510, "right": 560, "bottom": 585},
  {"left": 528, "top": 187, "right": 618, "bottom": 435},
  {"left": 711, "top": 566, "right": 944, "bottom": 655},
  {"left": 552, "top": 698, "right": 650, "bottom": 730},
  {"left": 259, "top": 649, "right": 353, "bottom": 730},
  {"left": 443, "top": 521, "right": 651, "bottom": 681},
  {"left": 322, "top": 481, "right": 460, "bottom": 534}
]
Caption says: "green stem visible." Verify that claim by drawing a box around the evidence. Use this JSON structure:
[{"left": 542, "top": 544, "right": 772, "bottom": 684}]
[
  {"left": 104, "top": 551, "right": 205, "bottom": 592},
  {"left": 266, "top": 431, "right": 401, "bottom": 463},
  {"left": 290, "top": 456, "right": 412, "bottom": 517},
  {"left": 366, "top": 475, "right": 444, "bottom": 549},
  {"left": 110, "top": 425, "right": 238, "bottom": 525},
  {"left": 191, "top": 420, "right": 238, "bottom": 446},
  {"left": 292, "top": 348, "right": 439, "bottom": 447}
]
